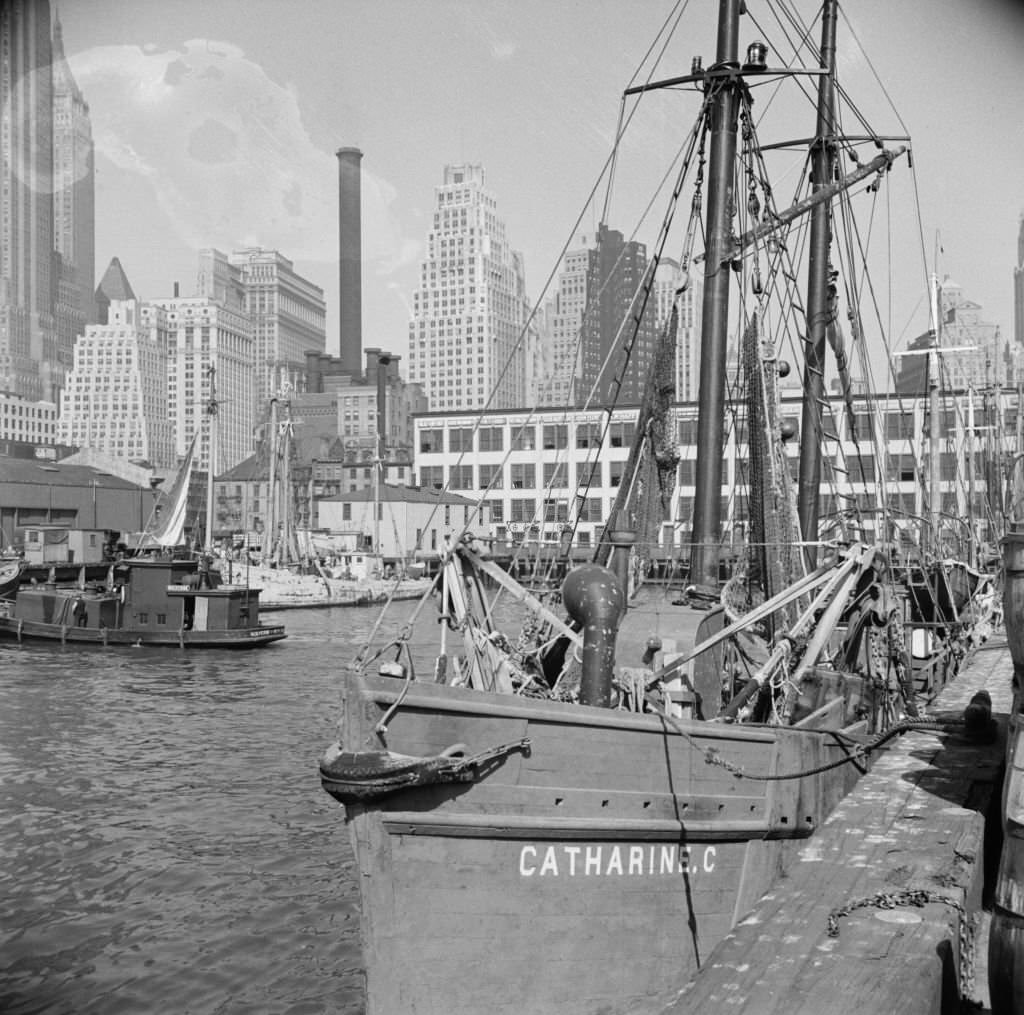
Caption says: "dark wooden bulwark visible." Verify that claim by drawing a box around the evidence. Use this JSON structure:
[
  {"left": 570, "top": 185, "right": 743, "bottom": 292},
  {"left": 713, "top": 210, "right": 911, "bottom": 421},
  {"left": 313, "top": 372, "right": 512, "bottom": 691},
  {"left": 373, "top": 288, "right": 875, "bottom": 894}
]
[{"left": 664, "top": 646, "right": 1009, "bottom": 1014}]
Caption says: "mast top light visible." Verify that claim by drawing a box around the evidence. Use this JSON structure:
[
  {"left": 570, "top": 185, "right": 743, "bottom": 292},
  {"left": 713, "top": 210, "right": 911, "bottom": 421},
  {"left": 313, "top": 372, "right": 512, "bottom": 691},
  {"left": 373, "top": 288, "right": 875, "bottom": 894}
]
[{"left": 744, "top": 42, "right": 768, "bottom": 71}]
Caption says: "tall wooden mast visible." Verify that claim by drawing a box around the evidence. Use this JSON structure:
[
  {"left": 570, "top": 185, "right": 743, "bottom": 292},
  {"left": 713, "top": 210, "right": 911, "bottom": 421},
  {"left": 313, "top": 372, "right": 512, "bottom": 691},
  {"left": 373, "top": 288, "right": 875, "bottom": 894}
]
[
  {"left": 797, "top": 0, "right": 839, "bottom": 565},
  {"left": 205, "top": 365, "right": 218, "bottom": 553},
  {"left": 265, "top": 396, "right": 279, "bottom": 563},
  {"left": 689, "top": 0, "right": 743, "bottom": 589}
]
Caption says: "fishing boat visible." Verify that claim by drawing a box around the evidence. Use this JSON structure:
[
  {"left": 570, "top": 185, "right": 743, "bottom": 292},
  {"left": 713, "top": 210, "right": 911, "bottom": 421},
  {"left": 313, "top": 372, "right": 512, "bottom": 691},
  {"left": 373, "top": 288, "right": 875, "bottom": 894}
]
[
  {"left": 0, "top": 432, "right": 286, "bottom": 649},
  {"left": 319, "top": 1, "right": 1000, "bottom": 1011}
]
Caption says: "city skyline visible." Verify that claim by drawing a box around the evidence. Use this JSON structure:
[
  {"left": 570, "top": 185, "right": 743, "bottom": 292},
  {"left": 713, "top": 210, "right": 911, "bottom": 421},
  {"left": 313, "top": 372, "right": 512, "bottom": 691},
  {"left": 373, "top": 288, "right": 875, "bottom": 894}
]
[{"left": 54, "top": 0, "right": 1024, "bottom": 371}]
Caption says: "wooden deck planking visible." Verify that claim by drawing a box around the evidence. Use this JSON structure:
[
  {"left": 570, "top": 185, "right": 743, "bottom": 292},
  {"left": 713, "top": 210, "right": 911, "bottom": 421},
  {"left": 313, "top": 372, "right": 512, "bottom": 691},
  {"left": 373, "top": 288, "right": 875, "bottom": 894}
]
[{"left": 662, "top": 644, "right": 1010, "bottom": 1014}]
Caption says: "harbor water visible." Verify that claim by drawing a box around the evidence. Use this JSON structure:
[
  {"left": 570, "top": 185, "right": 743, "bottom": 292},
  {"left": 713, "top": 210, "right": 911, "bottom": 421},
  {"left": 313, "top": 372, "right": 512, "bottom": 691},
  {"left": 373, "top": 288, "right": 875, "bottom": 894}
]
[
  {"left": 0, "top": 605, "right": 406, "bottom": 1015},
  {"left": 0, "top": 587, "right": 683, "bottom": 1014}
]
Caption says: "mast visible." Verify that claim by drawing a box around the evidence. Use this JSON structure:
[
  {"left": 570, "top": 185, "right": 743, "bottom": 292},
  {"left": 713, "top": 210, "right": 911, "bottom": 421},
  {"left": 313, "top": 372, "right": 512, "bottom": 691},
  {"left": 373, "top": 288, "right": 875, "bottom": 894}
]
[
  {"left": 374, "top": 354, "right": 390, "bottom": 566},
  {"left": 967, "top": 388, "right": 977, "bottom": 565},
  {"left": 982, "top": 359, "right": 997, "bottom": 562},
  {"left": 796, "top": 0, "right": 839, "bottom": 565},
  {"left": 689, "top": 0, "right": 743, "bottom": 589},
  {"left": 205, "top": 365, "right": 217, "bottom": 554},
  {"left": 281, "top": 400, "right": 292, "bottom": 564},
  {"left": 928, "top": 272, "right": 942, "bottom": 549},
  {"left": 266, "top": 396, "right": 278, "bottom": 563}
]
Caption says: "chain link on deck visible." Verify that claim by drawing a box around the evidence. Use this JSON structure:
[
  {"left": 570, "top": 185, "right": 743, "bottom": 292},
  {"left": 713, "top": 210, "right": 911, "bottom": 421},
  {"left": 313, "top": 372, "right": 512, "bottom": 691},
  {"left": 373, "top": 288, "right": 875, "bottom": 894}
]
[
  {"left": 827, "top": 888, "right": 980, "bottom": 1006},
  {"left": 827, "top": 887, "right": 963, "bottom": 937}
]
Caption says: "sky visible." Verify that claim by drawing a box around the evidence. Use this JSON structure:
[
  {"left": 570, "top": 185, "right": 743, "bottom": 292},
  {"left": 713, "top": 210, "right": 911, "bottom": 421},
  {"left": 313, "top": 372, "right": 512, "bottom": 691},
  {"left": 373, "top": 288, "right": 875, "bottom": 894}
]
[{"left": 55, "top": 0, "right": 1024, "bottom": 367}]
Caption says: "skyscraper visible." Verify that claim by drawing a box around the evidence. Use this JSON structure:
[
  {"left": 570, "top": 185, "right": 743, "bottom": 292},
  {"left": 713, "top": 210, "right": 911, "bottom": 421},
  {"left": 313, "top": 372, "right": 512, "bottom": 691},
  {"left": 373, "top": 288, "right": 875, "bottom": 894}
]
[
  {"left": 895, "top": 276, "right": 1006, "bottom": 393},
  {"left": 537, "top": 238, "right": 594, "bottom": 408},
  {"left": 0, "top": 0, "right": 55, "bottom": 401},
  {"left": 196, "top": 248, "right": 326, "bottom": 413},
  {"left": 58, "top": 294, "right": 175, "bottom": 468},
  {"left": 51, "top": 10, "right": 95, "bottom": 328},
  {"left": 0, "top": 0, "right": 93, "bottom": 402},
  {"left": 578, "top": 224, "right": 659, "bottom": 407},
  {"left": 938, "top": 278, "right": 1006, "bottom": 389},
  {"left": 154, "top": 293, "right": 256, "bottom": 473},
  {"left": 407, "top": 164, "right": 530, "bottom": 411}
]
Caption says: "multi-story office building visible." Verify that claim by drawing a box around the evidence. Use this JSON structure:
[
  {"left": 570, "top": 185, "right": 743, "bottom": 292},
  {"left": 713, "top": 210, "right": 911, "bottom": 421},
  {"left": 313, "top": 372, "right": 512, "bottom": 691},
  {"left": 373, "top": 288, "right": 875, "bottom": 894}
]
[
  {"left": 0, "top": 392, "right": 58, "bottom": 446},
  {"left": 196, "top": 248, "right": 326, "bottom": 412},
  {"left": 537, "top": 247, "right": 701, "bottom": 408},
  {"left": 407, "top": 164, "right": 531, "bottom": 411},
  {"left": 58, "top": 297, "right": 175, "bottom": 467},
  {"left": 0, "top": 2, "right": 93, "bottom": 403},
  {"left": 897, "top": 277, "right": 1008, "bottom": 393},
  {"left": 537, "top": 240, "right": 593, "bottom": 407},
  {"left": 579, "top": 225, "right": 661, "bottom": 407},
  {"left": 938, "top": 278, "right": 1007, "bottom": 389},
  {"left": 149, "top": 296, "right": 255, "bottom": 473},
  {"left": 1, "top": 0, "right": 56, "bottom": 401},
  {"left": 414, "top": 406, "right": 639, "bottom": 549},
  {"left": 51, "top": 12, "right": 95, "bottom": 329},
  {"left": 412, "top": 388, "right": 1010, "bottom": 556}
]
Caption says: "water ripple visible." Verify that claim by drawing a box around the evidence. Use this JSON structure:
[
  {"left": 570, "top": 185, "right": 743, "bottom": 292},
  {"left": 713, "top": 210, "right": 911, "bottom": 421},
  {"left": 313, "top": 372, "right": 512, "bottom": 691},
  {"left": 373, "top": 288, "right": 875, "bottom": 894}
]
[{"left": 0, "top": 606, "right": 387, "bottom": 1014}]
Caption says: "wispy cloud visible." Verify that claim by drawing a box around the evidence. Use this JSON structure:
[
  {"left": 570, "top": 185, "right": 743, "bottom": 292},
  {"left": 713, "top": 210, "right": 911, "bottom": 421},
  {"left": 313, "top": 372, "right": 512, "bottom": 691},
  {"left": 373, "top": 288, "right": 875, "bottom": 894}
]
[{"left": 67, "top": 40, "right": 415, "bottom": 271}]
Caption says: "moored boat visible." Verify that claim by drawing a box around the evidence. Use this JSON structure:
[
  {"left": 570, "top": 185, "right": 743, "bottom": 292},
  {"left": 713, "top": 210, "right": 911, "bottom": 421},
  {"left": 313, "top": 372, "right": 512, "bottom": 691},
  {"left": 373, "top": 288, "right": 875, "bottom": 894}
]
[
  {"left": 0, "top": 556, "right": 22, "bottom": 599},
  {"left": 318, "top": 1, "right": 1003, "bottom": 1011},
  {"left": 0, "top": 554, "right": 285, "bottom": 648}
]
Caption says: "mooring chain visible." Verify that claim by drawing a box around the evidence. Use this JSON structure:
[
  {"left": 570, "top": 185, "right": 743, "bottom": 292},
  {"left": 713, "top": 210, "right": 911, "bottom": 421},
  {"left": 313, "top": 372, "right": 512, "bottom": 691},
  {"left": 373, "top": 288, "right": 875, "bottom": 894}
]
[
  {"left": 827, "top": 888, "right": 964, "bottom": 937},
  {"left": 827, "top": 888, "right": 979, "bottom": 1006},
  {"left": 694, "top": 718, "right": 957, "bottom": 782},
  {"left": 959, "top": 909, "right": 977, "bottom": 1003}
]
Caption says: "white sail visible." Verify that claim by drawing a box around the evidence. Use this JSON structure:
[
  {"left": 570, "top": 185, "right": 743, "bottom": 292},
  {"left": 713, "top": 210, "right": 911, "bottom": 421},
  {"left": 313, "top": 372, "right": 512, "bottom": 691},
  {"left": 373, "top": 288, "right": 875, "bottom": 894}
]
[{"left": 149, "top": 435, "right": 197, "bottom": 547}]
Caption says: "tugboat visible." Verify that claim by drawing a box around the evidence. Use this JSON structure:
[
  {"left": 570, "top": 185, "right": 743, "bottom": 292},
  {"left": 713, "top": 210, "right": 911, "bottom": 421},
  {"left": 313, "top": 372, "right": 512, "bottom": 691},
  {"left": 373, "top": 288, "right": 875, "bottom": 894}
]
[
  {"left": 0, "top": 553, "right": 285, "bottom": 648},
  {"left": 0, "top": 425, "right": 285, "bottom": 649}
]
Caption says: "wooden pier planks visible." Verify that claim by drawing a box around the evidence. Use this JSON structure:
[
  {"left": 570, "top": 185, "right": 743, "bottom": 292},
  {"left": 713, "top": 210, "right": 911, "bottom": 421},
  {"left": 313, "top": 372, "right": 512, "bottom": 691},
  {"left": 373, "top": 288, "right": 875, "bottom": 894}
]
[{"left": 662, "top": 644, "right": 1010, "bottom": 1014}]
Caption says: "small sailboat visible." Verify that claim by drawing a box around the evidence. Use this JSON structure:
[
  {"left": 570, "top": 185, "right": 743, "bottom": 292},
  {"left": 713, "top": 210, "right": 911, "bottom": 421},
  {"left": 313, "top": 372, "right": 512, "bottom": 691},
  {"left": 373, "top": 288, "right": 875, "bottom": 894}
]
[{"left": 318, "top": 2, "right": 1002, "bottom": 1011}]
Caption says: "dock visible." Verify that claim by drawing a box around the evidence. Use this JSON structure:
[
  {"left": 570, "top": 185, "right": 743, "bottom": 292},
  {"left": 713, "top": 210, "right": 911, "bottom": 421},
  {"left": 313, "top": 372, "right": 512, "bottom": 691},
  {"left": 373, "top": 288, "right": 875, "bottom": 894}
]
[{"left": 661, "top": 640, "right": 1010, "bottom": 1014}]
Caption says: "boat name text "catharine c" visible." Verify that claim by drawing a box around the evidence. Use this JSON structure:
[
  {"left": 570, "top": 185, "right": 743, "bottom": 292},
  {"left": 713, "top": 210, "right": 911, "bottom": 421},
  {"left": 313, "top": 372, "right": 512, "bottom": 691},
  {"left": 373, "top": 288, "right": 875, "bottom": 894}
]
[{"left": 519, "top": 843, "right": 716, "bottom": 878}]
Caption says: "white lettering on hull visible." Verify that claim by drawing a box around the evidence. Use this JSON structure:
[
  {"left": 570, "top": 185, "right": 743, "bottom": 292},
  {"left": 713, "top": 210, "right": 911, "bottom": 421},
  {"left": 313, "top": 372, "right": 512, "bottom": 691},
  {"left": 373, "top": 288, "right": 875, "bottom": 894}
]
[{"left": 519, "top": 844, "right": 718, "bottom": 877}]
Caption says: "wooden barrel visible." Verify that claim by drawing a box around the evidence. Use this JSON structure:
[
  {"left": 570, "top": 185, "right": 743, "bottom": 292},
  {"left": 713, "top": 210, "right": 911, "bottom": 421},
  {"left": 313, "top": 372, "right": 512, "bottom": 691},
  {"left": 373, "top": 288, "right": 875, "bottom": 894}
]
[{"left": 990, "top": 532, "right": 1024, "bottom": 1013}]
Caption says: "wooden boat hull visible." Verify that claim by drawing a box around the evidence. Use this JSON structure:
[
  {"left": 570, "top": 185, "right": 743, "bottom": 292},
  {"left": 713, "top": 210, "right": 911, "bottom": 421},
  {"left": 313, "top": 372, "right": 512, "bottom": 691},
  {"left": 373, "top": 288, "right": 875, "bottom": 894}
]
[
  {"left": 0, "top": 614, "right": 286, "bottom": 648},
  {"left": 324, "top": 676, "right": 865, "bottom": 1014},
  {"left": 0, "top": 557, "right": 21, "bottom": 598}
]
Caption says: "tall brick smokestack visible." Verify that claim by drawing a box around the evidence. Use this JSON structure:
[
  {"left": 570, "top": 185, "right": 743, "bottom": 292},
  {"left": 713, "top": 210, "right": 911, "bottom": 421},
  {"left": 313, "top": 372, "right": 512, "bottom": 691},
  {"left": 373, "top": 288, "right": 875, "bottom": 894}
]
[{"left": 337, "top": 147, "right": 363, "bottom": 373}]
